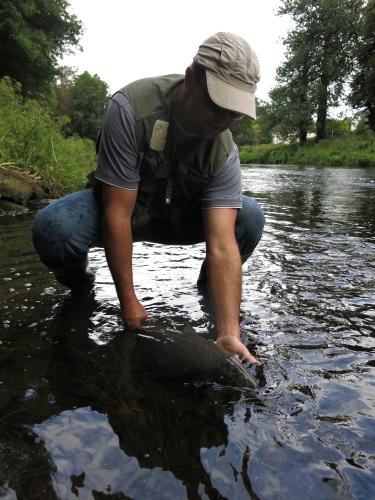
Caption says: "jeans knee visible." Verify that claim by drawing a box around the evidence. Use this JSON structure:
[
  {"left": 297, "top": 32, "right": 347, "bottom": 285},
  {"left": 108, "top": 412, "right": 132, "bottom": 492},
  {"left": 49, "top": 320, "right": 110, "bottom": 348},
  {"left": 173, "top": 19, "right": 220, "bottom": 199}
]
[
  {"left": 31, "top": 190, "right": 102, "bottom": 268},
  {"left": 32, "top": 203, "right": 70, "bottom": 266},
  {"left": 235, "top": 196, "right": 265, "bottom": 255}
]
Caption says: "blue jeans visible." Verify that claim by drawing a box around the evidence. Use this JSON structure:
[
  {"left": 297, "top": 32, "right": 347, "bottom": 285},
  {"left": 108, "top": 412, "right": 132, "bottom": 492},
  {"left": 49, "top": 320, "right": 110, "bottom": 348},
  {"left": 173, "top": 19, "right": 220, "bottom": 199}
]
[{"left": 32, "top": 189, "right": 265, "bottom": 271}]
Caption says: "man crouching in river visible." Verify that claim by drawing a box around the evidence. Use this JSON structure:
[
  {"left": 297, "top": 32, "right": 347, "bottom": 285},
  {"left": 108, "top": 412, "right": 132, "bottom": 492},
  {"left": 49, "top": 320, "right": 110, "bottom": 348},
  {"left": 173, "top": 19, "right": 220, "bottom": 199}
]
[{"left": 32, "top": 32, "right": 265, "bottom": 364}]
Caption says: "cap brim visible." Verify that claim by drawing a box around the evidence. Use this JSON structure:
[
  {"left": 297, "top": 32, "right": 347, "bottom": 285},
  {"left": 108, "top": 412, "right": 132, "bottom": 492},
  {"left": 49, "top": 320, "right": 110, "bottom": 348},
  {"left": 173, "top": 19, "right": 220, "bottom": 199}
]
[{"left": 206, "top": 71, "right": 256, "bottom": 120}]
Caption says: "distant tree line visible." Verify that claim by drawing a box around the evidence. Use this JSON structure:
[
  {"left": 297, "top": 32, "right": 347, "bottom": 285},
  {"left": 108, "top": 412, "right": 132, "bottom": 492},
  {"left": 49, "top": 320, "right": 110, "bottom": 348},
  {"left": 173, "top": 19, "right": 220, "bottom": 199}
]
[{"left": 0, "top": 0, "right": 374, "bottom": 148}]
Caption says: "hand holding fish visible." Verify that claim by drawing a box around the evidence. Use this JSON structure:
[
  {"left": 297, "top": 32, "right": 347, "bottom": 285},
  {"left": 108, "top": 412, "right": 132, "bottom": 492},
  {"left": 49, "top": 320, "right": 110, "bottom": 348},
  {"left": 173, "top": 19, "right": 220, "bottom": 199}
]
[
  {"left": 121, "top": 297, "right": 149, "bottom": 329},
  {"left": 215, "top": 335, "right": 262, "bottom": 366}
]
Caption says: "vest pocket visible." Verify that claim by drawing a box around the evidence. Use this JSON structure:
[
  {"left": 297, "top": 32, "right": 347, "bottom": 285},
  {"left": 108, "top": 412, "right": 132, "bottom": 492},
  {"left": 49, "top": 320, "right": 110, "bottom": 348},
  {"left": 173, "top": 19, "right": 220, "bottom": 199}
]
[
  {"left": 172, "top": 165, "right": 209, "bottom": 201},
  {"left": 139, "top": 148, "right": 159, "bottom": 177},
  {"left": 168, "top": 168, "right": 209, "bottom": 233}
]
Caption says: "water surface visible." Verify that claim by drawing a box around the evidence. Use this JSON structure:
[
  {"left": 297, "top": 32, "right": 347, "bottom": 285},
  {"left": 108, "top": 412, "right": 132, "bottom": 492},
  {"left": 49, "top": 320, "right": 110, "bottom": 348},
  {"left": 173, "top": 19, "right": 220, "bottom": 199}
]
[{"left": 1, "top": 166, "right": 375, "bottom": 499}]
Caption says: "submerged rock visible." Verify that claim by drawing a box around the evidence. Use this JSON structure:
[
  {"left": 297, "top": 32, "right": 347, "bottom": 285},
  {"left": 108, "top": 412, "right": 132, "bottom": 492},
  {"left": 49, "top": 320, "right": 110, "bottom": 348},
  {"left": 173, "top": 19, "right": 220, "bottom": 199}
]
[{"left": 0, "top": 199, "right": 28, "bottom": 215}]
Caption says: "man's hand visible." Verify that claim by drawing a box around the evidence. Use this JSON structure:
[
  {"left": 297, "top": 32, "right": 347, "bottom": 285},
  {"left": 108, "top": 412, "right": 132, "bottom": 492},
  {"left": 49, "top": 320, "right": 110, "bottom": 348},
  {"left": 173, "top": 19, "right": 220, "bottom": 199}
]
[
  {"left": 122, "top": 297, "right": 149, "bottom": 329},
  {"left": 216, "top": 335, "right": 262, "bottom": 365}
]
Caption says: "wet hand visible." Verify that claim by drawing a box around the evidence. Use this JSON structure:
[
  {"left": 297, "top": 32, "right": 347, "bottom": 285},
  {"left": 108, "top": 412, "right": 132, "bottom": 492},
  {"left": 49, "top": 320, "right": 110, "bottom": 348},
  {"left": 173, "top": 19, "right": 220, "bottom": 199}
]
[
  {"left": 215, "top": 336, "right": 262, "bottom": 365},
  {"left": 122, "top": 299, "right": 149, "bottom": 329}
]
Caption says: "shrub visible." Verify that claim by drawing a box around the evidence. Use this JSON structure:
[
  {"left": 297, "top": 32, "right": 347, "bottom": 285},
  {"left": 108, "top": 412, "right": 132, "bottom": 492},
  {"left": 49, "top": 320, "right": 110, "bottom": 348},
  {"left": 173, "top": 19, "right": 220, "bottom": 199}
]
[
  {"left": 0, "top": 77, "right": 97, "bottom": 193},
  {"left": 239, "top": 131, "right": 375, "bottom": 167}
]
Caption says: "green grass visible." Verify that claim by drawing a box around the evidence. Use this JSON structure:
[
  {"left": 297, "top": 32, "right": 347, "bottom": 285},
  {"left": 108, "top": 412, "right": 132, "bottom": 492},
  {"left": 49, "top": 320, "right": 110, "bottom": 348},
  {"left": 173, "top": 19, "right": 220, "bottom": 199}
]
[
  {"left": 239, "top": 132, "right": 375, "bottom": 167},
  {"left": 0, "top": 77, "right": 97, "bottom": 195}
]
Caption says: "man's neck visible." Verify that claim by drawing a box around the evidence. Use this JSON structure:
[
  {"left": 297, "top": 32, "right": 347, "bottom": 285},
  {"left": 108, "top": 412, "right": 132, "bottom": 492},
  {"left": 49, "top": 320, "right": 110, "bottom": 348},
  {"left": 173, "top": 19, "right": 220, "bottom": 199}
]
[
  {"left": 172, "top": 112, "right": 196, "bottom": 137},
  {"left": 173, "top": 85, "right": 195, "bottom": 136}
]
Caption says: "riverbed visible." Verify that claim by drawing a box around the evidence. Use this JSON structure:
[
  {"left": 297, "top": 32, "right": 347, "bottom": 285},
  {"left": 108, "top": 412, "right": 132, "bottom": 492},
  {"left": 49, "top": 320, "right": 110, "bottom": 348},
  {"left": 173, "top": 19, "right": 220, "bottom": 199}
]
[{"left": 1, "top": 165, "right": 375, "bottom": 499}]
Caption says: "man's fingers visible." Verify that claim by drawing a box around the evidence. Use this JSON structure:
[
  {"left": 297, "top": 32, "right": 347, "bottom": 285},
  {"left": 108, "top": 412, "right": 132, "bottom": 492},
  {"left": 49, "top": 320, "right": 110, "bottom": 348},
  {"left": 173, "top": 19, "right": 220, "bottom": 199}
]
[
  {"left": 216, "top": 336, "right": 262, "bottom": 365},
  {"left": 237, "top": 344, "right": 261, "bottom": 365},
  {"left": 123, "top": 314, "right": 149, "bottom": 330},
  {"left": 243, "top": 351, "right": 262, "bottom": 366}
]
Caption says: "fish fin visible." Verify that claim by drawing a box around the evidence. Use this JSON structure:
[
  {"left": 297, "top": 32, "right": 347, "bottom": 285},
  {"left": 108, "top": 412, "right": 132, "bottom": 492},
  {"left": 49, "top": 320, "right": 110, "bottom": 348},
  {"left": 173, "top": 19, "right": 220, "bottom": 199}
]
[{"left": 182, "top": 322, "right": 196, "bottom": 335}]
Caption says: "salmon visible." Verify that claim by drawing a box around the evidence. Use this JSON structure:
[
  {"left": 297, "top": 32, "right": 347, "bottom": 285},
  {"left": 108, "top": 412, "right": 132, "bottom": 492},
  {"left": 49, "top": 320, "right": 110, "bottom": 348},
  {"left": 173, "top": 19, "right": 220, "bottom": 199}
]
[{"left": 134, "top": 322, "right": 258, "bottom": 389}]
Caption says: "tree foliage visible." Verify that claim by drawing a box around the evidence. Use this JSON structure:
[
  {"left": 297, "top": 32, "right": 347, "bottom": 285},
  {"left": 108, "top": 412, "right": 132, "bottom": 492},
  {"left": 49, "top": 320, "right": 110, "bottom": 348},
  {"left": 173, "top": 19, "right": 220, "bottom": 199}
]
[
  {"left": 268, "top": 73, "right": 314, "bottom": 145},
  {"left": 0, "top": 0, "right": 83, "bottom": 96},
  {"left": 54, "top": 65, "right": 77, "bottom": 118},
  {"left": 70, "top": 71, "right": 110, "bottom": 141},
  {"left": 271, "top": 0, "right": 364, "bottom": 143},
  {"left": 231, "top": 99, "right": 273, "bottom": 146},
  {"left": 349, "top": 0, "right": 375, "bottom": 131},
  {"left": 54, "top": 69, "right": 111, "bottom": 141},
  {"left": 325, "top": 118, "right": 352, "bottom": 137}
]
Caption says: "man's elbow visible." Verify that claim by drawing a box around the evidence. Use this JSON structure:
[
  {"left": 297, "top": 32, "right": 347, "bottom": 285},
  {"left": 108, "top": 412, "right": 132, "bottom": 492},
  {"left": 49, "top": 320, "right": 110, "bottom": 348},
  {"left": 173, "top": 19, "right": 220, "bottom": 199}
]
[{"left": 206, "top": 241, "right": 240, "bottom": 260}]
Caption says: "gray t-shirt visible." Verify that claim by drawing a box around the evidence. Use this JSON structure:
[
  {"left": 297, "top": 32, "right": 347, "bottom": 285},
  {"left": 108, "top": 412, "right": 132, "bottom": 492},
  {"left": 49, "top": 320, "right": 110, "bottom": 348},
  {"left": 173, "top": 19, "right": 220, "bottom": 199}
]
[{"left": 96, "top": 92, "right": 242, "bottom": 210}]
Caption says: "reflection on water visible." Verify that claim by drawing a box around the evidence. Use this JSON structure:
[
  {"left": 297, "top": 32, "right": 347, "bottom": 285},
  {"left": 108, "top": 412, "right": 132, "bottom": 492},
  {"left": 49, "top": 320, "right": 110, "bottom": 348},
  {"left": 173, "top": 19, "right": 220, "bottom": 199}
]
[
  {"left": 34, "top": 407, "right": 188, "bottom": 500},
  {"left": 1, "top": 166, "right": 375, "bottom": 499}
]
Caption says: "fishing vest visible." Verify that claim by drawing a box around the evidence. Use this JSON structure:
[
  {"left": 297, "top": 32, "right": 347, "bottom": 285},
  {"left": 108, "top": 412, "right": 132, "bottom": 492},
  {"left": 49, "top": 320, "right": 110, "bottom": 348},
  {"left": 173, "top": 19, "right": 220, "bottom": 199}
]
[{"left": 88, "top": 74, "right": 234, "bottom": 236}]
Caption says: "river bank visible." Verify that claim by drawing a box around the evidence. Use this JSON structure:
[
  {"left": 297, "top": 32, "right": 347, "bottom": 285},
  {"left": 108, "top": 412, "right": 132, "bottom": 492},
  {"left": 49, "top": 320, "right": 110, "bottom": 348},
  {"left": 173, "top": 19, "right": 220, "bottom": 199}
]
[
  {"left": 2, "top": 130, "right": 375, "bottom": 215},
  {"left": 0, "top": 166, "right": 69, "bottom": 215},
  {"left": 0, "top": 77, "right": 97, "bottom": 215},
  {"left": 239, "top": 130, "right": 375, "bottom": 167}
]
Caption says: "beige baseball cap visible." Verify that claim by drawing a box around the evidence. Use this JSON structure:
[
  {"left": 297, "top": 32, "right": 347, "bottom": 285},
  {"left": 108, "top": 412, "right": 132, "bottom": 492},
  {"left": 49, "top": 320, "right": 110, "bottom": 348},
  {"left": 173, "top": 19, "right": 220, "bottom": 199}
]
[{"left": 193, "top": 32, "right": 261, "bottom": 119}]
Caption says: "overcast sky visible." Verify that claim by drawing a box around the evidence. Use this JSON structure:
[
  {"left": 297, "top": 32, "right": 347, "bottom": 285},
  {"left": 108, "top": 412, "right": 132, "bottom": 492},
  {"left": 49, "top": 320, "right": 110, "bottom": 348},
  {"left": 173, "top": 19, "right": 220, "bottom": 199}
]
[{"left": 61, "top": 0, "right": 292, "bottom": 101}]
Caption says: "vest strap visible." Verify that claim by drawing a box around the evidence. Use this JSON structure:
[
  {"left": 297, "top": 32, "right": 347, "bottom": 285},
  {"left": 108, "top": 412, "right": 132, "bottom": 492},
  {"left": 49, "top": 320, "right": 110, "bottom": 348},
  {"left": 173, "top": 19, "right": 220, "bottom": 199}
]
[
  {"left": 165, "top": 177, "right": 173, "bottom": 205},
  {"left": 155, "top": 151, "right": 169, "bottom": 178}
]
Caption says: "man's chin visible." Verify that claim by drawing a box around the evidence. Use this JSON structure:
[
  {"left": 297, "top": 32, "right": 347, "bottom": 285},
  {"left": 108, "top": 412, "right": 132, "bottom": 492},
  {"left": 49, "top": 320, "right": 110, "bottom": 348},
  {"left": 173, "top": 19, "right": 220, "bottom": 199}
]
[{"left": 200, "top": 124, "right": 223, "bottom": 140}]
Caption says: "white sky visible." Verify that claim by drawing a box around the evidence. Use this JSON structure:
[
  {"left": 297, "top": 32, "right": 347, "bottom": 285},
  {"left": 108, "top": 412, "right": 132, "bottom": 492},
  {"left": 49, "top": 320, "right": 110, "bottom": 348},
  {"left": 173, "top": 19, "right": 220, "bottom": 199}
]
[{"left": 61, "top": 0, "right": 291, "bottom": 101}]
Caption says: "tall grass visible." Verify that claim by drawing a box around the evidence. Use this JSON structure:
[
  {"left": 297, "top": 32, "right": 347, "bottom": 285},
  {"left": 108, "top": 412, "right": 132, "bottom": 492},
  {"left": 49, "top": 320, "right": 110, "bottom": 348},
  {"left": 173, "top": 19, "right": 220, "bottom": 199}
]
[
  {"left": 239, "top": 132, "right": 375, "bottom": 167},
  {"left": 0, "top": 77, "right": 97, "bottom": 194}
]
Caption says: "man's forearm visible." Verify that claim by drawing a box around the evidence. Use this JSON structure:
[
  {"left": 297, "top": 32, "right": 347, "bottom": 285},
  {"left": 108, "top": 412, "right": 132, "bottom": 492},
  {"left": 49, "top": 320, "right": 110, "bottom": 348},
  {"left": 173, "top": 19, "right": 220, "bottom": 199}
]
[
  {"left": 101, "top": 185, "right": 147, "bottom": 326},
  {"left": 206, "top": 244, "right": 242, "bottom": 339},
  {"left": 102, "top": 214, "right": 149, "bottom": 328},
  {"left": 102, "top": 214, "right": 136, "bottom": 306}
]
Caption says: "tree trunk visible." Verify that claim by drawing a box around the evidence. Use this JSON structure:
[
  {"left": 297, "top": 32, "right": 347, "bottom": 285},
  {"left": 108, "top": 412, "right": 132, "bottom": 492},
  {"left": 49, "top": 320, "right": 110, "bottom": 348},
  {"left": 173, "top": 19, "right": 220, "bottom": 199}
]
[
  {"left": 368, "top": 105, "right": 375, "bottom": 132},
  {"left": 299, "top": 128, "right": 307, "bottom": 146},
  {"left": 298, "top": 69, "right": 309, "bottom": 146},
  {"left": 316, "top": 78, "right": 328, "bottom": 142}
]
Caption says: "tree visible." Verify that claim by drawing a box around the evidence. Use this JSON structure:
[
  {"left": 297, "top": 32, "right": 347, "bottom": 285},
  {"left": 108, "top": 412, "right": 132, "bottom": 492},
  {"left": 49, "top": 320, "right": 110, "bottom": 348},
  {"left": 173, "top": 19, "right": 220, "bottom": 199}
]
[
  {"left": 54, "top": 65, "right": 77, "bottom": 118},
  {"left": 69, "top": 71, "right": 110, "bottom": 141},
  {"left": 231, "top": 99, "right": 273, "bottom": 146},
  {"left": 325, "top": 118, "right": 352, "bottom": 137},
  {"left": 274, "top": 0, "right": 364, "bottom": 142},
  {"left": 0, "top": 0, "right": 83, "bottom": 96},
  {"left": 269, "top": 63, "right": 314, "bottom": 145},
  {"left": 349, "top": 0, "right": 375, "bottom": 131}
]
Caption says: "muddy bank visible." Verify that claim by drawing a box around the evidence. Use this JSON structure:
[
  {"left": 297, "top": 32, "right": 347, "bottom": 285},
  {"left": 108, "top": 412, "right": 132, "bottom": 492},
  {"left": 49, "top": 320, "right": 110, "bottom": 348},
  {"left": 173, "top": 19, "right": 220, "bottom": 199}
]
[{"left": 0, "top": 167, "right": 60, "bottom": 214}]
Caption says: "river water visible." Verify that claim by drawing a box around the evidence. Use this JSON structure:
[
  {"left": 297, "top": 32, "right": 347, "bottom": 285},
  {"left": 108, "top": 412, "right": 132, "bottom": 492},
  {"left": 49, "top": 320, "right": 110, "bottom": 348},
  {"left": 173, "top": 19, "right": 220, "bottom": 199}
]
[{"left": 1, "top": 165, "right": 375, "bottom": 500}]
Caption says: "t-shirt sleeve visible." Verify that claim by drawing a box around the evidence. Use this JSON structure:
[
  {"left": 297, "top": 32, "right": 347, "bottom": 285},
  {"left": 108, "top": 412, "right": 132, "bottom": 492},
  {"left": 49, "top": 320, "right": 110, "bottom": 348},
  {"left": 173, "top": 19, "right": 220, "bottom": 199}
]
[
  {"left": 95, "top": 92, "right": 140, "bottom": 190},
  {"left": 200, "top": 144, "right": 243, "bottom": 209}
]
